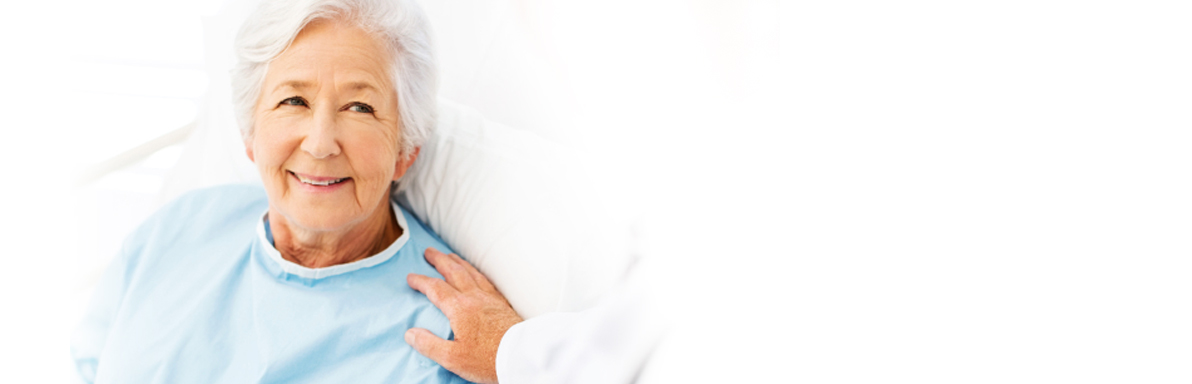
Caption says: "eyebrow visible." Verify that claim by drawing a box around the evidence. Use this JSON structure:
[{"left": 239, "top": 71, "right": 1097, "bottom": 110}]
[
  {"left": 274, "top": 80, "right": 313, "bottom": 93},
  {"left": 273, "top": 80, "right": 381, "bottom": 94},
  {"left": 344, "top": 82, "right": 379, "bottom": 93}
]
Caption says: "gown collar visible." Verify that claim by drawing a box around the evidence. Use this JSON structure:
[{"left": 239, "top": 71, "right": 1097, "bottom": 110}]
[{"left": 255, "top": 200, "right": 410, "bottom": 280}]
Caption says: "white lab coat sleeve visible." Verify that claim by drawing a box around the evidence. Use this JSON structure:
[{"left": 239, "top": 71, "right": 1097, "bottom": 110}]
[
  {"left": 494, "top": 262, "right": 669, "bottom": 384},
  {"left": 495, "top": 312, "right": 582, "bottom": 383}
]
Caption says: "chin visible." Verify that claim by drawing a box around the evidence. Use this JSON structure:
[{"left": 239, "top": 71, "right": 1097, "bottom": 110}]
[
  {"left": 284, "top": 208, "right": 361, "bottom": 232},
  {"left": 273, "top": 193, "right": 363, "bottom": 230}
]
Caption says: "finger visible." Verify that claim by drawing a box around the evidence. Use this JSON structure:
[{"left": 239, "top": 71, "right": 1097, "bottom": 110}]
[
  {"left": 450, "top": 252, "right": 498, "bottom": 294},
  {"left": 425, "top": 247, "right": 478, "bottom": 291},
  {"left": 405, "top": 328, "right": 457, "bottom": 369},
  {"left": 407, "top": 273, "right": 459, "bottom": 313}
]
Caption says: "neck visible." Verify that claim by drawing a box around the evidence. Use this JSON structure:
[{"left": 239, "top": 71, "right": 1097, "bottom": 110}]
[{"left": 268, "top": 199, "right": 401, "bottom": 269}]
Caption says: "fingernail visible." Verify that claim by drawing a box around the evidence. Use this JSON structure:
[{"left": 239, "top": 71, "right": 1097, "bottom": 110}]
[{"left": 404, "top": 329, "right": 416, "bottom": 345}]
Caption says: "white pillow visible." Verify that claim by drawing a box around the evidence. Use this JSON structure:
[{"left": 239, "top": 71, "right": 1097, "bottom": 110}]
[
  {"left": 420, "top": 0, "right": 580, "bottom": 145},
  {"left": 396, "top": 99, "right": 632, "bottom": 319}
]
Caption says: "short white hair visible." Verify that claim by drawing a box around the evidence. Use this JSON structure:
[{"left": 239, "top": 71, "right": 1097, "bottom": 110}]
[{"left": 231, "top": 0, "right": 437, "bottom": 156}]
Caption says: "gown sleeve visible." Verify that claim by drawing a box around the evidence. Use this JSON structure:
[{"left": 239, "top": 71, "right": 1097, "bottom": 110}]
[{"left": 70, "top": 241, "right": 136, "bottom": 384}]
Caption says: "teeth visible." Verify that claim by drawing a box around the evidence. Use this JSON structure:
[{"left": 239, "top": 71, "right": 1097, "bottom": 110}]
[{"left": 296, "top": 174, "right": 346, "bottom": 186}]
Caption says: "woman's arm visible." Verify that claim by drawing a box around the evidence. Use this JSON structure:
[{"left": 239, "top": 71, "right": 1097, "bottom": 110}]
[{"left": 71, "top": 244, "right": 135, "bottom": 383}]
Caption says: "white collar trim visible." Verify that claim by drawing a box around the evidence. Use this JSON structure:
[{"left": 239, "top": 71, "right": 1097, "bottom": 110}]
[{"left": 255, "top": 201, "right": 410, "bottom": 279}]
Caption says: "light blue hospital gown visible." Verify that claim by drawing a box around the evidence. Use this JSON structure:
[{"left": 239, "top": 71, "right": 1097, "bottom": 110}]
[{"left": 71, "top": 185, "right": 471, "bottom": 384}]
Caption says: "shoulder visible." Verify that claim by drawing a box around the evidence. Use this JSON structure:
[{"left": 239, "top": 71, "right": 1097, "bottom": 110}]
[
  {"left": 397, "top": 202, "right": 455, "bottom": 258},
  {"left": 122, "top": 184, "right": 267, "bottom": 264},
  {"left": 387, "top": 201, "right": 460, "bottom": 291},
  {"left": 158, "top": 184, "right": 268, "bottom": 220}
]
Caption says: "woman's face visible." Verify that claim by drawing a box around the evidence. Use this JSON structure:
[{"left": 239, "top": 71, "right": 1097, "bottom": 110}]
[{"left": 248, "top": 19, "right": 415, "bottom": 232}]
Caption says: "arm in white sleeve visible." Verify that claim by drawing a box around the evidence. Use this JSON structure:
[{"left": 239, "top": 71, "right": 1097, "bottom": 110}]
[{"left": 494, "top": 260, "right": 668, "bottom": 384}]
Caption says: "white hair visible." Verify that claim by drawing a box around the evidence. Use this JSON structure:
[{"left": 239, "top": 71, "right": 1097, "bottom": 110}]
[{"left": 231, "top": 0, "right": 437, "bottom": 157}]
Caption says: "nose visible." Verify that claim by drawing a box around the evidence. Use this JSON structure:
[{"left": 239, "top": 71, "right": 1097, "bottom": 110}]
[{"left": 301, "top": 108, "right": 342, "bottom": 159}]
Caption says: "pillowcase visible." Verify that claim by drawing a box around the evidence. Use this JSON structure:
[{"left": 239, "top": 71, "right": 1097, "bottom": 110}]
[{"left": 396, "top": 99, "right": 632, "bottom": 319}]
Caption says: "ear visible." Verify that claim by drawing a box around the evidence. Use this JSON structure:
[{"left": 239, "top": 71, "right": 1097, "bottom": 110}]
[
  {"left": 245, "top": 139, "right": 255, "bottom": 163},
  {"left": 392, "top": 147, "right": 421, "bottom": 181}
]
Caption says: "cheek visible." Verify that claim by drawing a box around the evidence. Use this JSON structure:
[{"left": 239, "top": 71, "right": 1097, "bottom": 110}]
[
  {"left": 342, "top": 127, "right": 400, "bottom": 194},
  {"left": 346, "top": 134, "right": 399, "bottom": 183},
  {"left": 252, "top": 119, "right": 302, "bottom": 172}
]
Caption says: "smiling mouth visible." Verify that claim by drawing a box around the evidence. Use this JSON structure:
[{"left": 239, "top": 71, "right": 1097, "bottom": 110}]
[{"left": 289, "top": 171, "right": 350, "bottom": 186}]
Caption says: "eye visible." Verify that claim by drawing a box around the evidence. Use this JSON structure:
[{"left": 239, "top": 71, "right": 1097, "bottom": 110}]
[
  {"left": 279, "top": 97, "right": 307, "bottom": 107},
  {"left": 347, "top": 102, "right": 374, "bottom": 114}
]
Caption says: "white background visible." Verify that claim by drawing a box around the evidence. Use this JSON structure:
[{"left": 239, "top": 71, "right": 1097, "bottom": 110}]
[{"left": 2, "top": 0, "right": 1190, "bottom": 382}]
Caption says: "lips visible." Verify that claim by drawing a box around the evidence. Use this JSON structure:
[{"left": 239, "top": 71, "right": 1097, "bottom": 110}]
[{"left": 289, "top": 171, "right": 350, "bottom": 186}]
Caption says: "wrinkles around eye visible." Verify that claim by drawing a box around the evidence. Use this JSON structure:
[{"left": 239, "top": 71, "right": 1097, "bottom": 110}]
[
  {"left": 279, "top": 97, "right": 307, "bottom": 107},
  {"left": 346, "top": 102, "right": 374, "bottom": 114},
  {"left": 276, "top": 98, "right": 374, "bottom": 115}
]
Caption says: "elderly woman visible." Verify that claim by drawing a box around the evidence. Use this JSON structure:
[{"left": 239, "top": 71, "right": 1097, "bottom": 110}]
[{"left": 70, "top": 0, "right": 491, "bottom": 382}]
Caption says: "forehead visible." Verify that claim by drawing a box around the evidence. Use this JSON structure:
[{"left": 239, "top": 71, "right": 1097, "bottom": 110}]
[{"left": 265, "top": 19, "right": 394, "bottom": 91}]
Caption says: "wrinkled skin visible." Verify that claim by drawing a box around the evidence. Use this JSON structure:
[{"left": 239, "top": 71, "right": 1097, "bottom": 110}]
[
  {"left": 246, "top": 19, "right": 418, "bottom": 268},
  {"left": 407, "top": 248, "right": 524, "bottom": 384}
]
